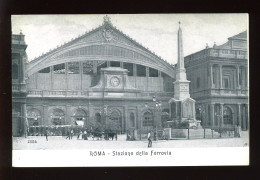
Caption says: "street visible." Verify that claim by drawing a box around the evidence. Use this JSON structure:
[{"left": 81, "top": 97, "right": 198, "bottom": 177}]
[{"left": 13, "top": 131, "right": 249, "bottom": 150}]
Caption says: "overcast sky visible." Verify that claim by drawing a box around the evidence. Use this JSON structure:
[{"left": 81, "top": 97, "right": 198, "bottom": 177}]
[{"left": 12, "top": 14, "right": 248, "bottom": 64}]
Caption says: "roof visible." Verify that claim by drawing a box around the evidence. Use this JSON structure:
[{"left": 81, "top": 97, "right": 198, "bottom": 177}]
[{"left": 229, "top": 30, "right": 247, "bottom": 40}]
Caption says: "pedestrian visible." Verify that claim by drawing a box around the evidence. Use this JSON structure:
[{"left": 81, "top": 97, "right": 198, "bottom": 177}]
[
  {"left": 70, "top": 129, "right": 74, "bottom": 140},
  {"left": 77, "top": 130, "right": 82, "bottom": 140},
  {"left": 66, "top": 130, "right": 70, "bottom": 140},
  {"left": 83, "top": 130, "right": 87, "bottom": 140},
  {"left": 44, "top": 129, "right": 48, "bottom": 141},
  {"left": 147, "top": 131, "right": 152, "bottom": 148}
]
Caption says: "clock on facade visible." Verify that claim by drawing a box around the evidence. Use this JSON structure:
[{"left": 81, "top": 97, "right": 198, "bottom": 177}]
[{"left": 110, "top": 76, "right": 120, "bottom": 87}]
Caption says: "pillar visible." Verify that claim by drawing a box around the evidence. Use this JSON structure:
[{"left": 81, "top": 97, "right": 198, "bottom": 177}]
[
  {"left": 43, "top": 105, "right": 48, "bottom": 126},
  {"left": 158, "top": 71, "right": 162, "bottom": 91},
  {"left": 236, "top": 65, "right": 240, "bottom": 89},
  {"left": 22, "top": 103, "right": 27, "bottom": 137},
  {"left": 65, "top": 62, "right": 68, "bottom": 90},
  {"left": 237, "top": 104, "right": 241, "bottom": 126},
  {"left": 220, "top": 103, "right": 224, "bottom": 127},
  {"left": 80, "top": 61, "right": 83, "bottom": 90},
  {"left": 146, "top": 67, "right": 149, "bottom": 91},
  {"left": 210, "top": 64, "right": 213, "bottom": 88},
  {"left": 124, "top": 106, "right": 127, "bottom": 133},
  {"left": 50, "top": 66, "right": 53, "bottom": 90},
  {"left": 20, "top": 53, "right": 25, "bottom": 83},
  {"left": 210, "top": 103, "right": 215, "bottom": 128},
  {"left": 133, "top": 64, "right": 137, "bottom": 88},
  {"left": 93, "top": 61, "right": 97, "bottom": 74},
  {"left": 219, "top": 65, "right": 223, "bottom": 89}
]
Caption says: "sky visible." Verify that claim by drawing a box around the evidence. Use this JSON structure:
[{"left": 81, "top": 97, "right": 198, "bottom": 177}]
[{"left": 12, "top": 14, "right": 248, "bottom": 65}]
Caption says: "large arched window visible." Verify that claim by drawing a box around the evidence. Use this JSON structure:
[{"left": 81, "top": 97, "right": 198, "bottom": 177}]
[
  {"left": 27, "top": 109, "right": 41, "bottom": 126},
  {"left": 50, "top": 109, "right": 65, "bottom": 125},
  {"left": 107, "top": 110, "right": 122, "bottom": 132},
  {"left": 142, "top": 111, "right": 153, "bottom": 127},
  {"left": 12, "top": 64, "right": 18, "bottom": 79},
  {"left": 72, "top": 109, "right": 87, "bottom": 126},
  {"left": 223, "top": 106, "right": 233, "bottom": 125}
]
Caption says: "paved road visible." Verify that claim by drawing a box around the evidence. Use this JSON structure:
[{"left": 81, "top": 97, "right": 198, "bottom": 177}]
[{"left": 13, "top": 132, "right": 249, "bottom": 150}]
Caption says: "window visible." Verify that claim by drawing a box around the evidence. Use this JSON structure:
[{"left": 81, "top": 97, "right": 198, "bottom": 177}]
[
  {"left": 224, "top": 77, "right": 229, "bottom": 89},
  {"left": 27, "top": 109, "right": 41, "bottom": 126},
  {"left": 68, "top": 62, "right": 79, "bottom": 74},
  {"left": 12, "top": 64, "right": 18, "bottom": 79},
  {"left": 123, "top": 63, "right": 133, "bottom": 76},
  {"left": 137, "top": 65, "right": 146, "bottom": 77},
  {"left": 50, "top": 109, "right": 65, "bottom": 125},
  {"left": 223, "top": 106, "right": 233, "bottom": 125},
  {"left": 110, "top": 61, "right": 120, "bottom": 67},
  {"left": 213, "top": 72, "right": 216, "bottom": 84},
  {"left": 149, "top": 67, "right": 158, "bottom": 77},
  {"left": 129, "top": 112, "right": 135, "bottom": 127},
  {"left": 196, "top": 77, "right": 200, "bottom": 88},
  {"left": 83, "top": 61, "right": 93, "bottom": 74},
  {"left": 53, "top": 63, "right": 65, "bottom": 74},
  {"left": 72, "top": 109, "right": 87, "bottom": 125},
  {"left": 39, "top": 67, "right": 50, "bottom": 73}
]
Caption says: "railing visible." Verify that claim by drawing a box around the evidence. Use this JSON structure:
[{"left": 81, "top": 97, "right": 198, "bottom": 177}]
[
  {"left": 191, "top": 88, "right": 248, "bottom": 98},
  {"left": 12, "top": 84, "right": 26, "bottom": 92}
]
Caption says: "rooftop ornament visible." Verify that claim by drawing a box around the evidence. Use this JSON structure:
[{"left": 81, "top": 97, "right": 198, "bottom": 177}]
[{"left": 103, "top": 15, "right": 112, "bottom": 25}]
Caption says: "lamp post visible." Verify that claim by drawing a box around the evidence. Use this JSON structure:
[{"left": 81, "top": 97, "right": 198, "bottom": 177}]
[
  {"left": 215, "top": 111, "right": 222, "bottom": 138},
  {"left": 145, "top": 96, "right": 162, "bottom": 141}
]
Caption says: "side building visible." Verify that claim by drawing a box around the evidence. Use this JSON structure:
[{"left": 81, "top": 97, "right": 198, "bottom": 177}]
[
  {"left": 184, "top": 31, "right": 248, "bottom": 131},
  {"left": 12, "top": 32, "right": 28, "bottom": 136}
]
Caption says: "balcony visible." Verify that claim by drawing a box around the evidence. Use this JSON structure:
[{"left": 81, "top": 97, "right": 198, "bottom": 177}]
[{"left": 12, "top": 83, "right": 27, "bottom": 93}]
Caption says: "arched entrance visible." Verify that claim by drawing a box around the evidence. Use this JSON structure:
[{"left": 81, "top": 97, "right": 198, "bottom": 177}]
[
  {"left": 223, "top": 106, "right": 233, "bottom": 125},
  {"left": 27, "top": 109, "right": 41, "bottom": 126},
  {"left": 107, "top": 110, "right": 122, "bottom": 133},
  {"left": 50, "top": 109, "right": 65, "bottom": 125},
  {"left": 72, "top": 108, "right": 87, "bottom": 126},
  {"left": 129, "top": 112, "right": 135, "bottom": 128}
]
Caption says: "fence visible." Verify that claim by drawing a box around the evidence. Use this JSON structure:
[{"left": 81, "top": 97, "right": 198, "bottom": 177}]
[{"left": 28, "top": 125, "right": 84, "bottom": 136}]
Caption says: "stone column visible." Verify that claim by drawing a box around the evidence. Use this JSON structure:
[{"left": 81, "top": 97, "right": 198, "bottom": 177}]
[
  {"left": 146, "top": 67, "right": 149, "bottom": 91},
  {"left": 22, "top": 103, "right": 27, "bottom": 137},
  {"left": 158, "top": 71, "right": 162, "bottom": 91},
  {"left": 210, "top": 64, "right": 213, "bottom": 88},
  {"left": 133, "top": 64, "right": 137, "bottom": 88},
  {"left": 237, "top": 104, "right": 241, "bottom": 126},
  {"left": 50, "top": 66, "right": 53, "bottom": 90},
  {"left": 43, "top": 105, "right": 48, "bottom": 126},
  {"left": 124, "top": 106, "right": 128, "bottom": 133},
  {"left": 80, "top": 61, "right": 83, "bottom": 90},
  {"left": 210, "top": 103, "right": 215, "bottom": 127},
  {"left": 65, "top": 63, "right": 68, "bottom": 90},
  {"left": 219, "top": 65, "right": 223, "bottom": 89},
  {"left": 20, "top": 53, "right": 25, "bottom": 83},
  {"left": 236, "top": 65, "right": 240, "bottom": 89},
  {"left": 93, "top": 61, "right": 97, "bottom": 74},
  {"left": 220, "top": 103, "right": 224, "bottom": 127}
]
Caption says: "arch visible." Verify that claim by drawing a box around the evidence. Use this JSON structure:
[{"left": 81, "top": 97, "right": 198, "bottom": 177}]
[
  {"left": 50, "top": 108, "right": 65, "bottom": 125},
  {"left": 72, "top": 108, "right": 87, "bottom": 126},
  {"left": 107, "top": 109, "right": 122, "bottom": 132},
  {"left": 27, "top": 108, "right": 41, "bottom": 126},
  {"left": 223, "top": 105, "right": 233, "bottom": 125}
]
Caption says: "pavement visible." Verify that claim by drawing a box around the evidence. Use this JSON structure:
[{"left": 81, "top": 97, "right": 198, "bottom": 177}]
[{"left": 13, "top": 131, "right": 249, "bottom": 150}]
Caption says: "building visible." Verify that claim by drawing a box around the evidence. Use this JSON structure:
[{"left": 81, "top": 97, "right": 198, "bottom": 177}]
[
  {"left": 13, "top": 16, "right": 177, "bottom": 136},
  {"left": 184, "top": 31, "right": 248, "bottom": 131},
  {"left": 12, "top": 31, "right": 28, "bottom": 137}
]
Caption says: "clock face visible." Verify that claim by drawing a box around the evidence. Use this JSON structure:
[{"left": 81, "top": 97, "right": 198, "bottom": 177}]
[{"left": 110, "top": 76, "right": 120, "bottom": 87}]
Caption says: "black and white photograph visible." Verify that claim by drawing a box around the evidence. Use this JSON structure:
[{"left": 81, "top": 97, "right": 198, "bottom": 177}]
[{"left": 11, "top": 14, "right": 249, "bottom": 166}]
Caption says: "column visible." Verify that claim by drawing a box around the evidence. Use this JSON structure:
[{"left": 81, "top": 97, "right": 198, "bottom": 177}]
[
  {"left": 120, "top": 62, "right": 123, "bottom": 68},
  {"left": 93, "top": 61, "right": 97, "bottom": 74},
  {"left": 236, "top": 65, "right": 240, "bottom": 89},
  {"left": 210, "top": 64, "right": 213, "bottom": 88},
  {"left": 20, "top": 53, "right": 25, "bottom": 83},
  {"left": 22, "top": 103, "right": 27, "bottom": 137},
  {"left": 124, "top": 106, "right": 128, "bottom": 133},
  {"left": 50, "top": 66, "right": 53, "bottom": 90},
  {"left": 237, "top": 104, "right": 241, "bottom": 126},
  {"left": 133, "top": 64, "right": 137, "bottom": 88},
  {"left": 42, "top": 105, "right": 48, "bottom": 126},
  {"left": 220, "top": 103, "right": 224, "bottom": 127},
  {"left": 219, "top": 65, "right": 223, "bottom": 89},
  {"left": 80, "top": 61, "right": 83, "bottom": 90},
  {"left": 146, "top": 67, "right": 149, "bottom": 91},
  {"left": 65, "top": 63, "right": 68, "bottom": 90},
  {"left": 158, "top": 71, "right": 162, "bottom": 91},
  {"left": 210, "top": 103, "right": 215, "bottom": 127},
  {"left": 245, "top": 67, "right": 248, "bottom": 89}
]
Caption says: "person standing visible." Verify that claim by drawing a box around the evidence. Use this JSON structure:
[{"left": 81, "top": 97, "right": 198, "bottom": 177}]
[
  {"left": 66, "top": 129, "right": 70, "bottom": 140},
  {"left": 45, "top": 129, "right": 48, "bottom": 141},
  {"left": 83, "top": 130, "right": 87, "bottom": 140},
  {"left": 147, "top": 131, "right": 152, "bottom": 148},
  {"left": 70, "top": 129, "right": 74, "bottom": 140}
]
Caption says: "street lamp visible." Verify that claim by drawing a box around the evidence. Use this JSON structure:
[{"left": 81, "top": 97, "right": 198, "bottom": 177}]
[{"left": 144, "top": 96, "right": 162, "bottom": 140}]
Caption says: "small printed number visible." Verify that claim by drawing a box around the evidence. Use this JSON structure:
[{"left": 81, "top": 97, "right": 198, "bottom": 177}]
[{"left": 28, "top": 140, "right": 37, "bottom": 143}]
